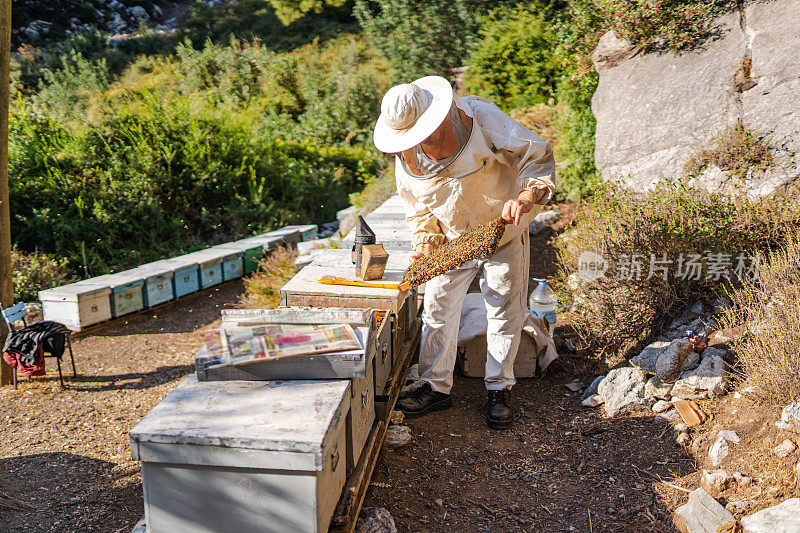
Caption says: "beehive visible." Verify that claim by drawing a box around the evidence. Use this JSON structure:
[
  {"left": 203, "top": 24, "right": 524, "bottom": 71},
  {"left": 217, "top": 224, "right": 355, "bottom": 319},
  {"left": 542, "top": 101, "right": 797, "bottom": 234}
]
[
  {"left": 212, "top": 241, "right": 264, "bottom": 275},
  {"left": 39, "top": 282, "right": 112, "bottom": 331},
  {"left": 147, "top": 258, "right": 200, "bottom": 298},
  {"left": 130, "top": 375, "right": 349, "bottom": 533},
  {"left": 135, "top": 263, "right": 174, "bottom": 308}
]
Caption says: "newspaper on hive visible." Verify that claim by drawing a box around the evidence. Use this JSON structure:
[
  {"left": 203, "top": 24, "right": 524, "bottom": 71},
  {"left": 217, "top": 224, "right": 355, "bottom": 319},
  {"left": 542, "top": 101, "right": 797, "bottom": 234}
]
[{"left": 209, "top": 323, "right": 362, "bottom": 367}]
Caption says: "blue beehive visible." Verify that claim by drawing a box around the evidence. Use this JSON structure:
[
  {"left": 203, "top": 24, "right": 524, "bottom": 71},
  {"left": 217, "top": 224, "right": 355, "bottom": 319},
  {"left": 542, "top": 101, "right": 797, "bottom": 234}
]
[
  {"left": 87, "top": 272, "right": 146, "bottom": 318},
  {"left": 209, "top": 244, "right": 244, "bottom": 280},
  {"left": 149, "top": 258, "right": 200, "bottom": 299},
  {"left": 135, "top": 263, "right": 175, "bottom": 308},
  {"left": 179, "top": 249, "right": 228, "bottom": 289}
]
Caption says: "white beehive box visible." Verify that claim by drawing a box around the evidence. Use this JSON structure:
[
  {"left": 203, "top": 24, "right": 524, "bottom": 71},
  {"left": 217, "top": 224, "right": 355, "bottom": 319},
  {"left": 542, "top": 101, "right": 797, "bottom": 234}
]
[
  {"left": 130, "top": 375, "right": 350, "bottom": 533},
  {"left": 39, "top": 282, "right": 112, "bottom": 331},
  {"left": 195, "top": 307, "right": 381, "bottom": 472}
]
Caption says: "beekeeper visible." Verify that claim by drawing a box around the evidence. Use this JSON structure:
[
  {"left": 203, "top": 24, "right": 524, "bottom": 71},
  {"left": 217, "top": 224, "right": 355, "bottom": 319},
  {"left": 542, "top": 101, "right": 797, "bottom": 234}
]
[{"left": 372, "top": 76, "right": 555, "bottom": 429}]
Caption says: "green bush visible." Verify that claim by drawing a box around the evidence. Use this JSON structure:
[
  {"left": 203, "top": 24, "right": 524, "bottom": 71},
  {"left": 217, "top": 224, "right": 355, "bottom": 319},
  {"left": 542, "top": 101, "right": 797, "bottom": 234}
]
[
  {"left": 10, "top": 36, "right": 388, "bottom": 276},
  {"left": 354, "top": 0, "right": 481, "bottom": 81},
  {"left": 555, "top": 181, "right": 800, "bottom": 357},
  {"left": 597, "top": 0, "right": 723, "bottom": 52},
  {"left": 463, "top": 6, "right": 560, "bottom": 110},
  {"left": 10, "top": 248, "right": 75, "bottom": 303}
]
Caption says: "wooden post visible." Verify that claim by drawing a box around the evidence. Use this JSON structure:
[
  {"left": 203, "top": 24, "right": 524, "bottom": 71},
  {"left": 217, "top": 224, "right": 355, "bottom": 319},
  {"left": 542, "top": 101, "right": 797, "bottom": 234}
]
[{"left": 0, "top": 0, "right": 13, "bottom": 386}]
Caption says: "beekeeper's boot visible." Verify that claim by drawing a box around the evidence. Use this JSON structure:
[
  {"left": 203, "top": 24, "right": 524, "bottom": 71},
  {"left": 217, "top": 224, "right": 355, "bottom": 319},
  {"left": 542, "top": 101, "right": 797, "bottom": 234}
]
[
  {"left": 486, "top": 389, "right": 513, "bottom": 429},
  {"left": 397, "top": 382, "right": 452, "bottom": 418}
]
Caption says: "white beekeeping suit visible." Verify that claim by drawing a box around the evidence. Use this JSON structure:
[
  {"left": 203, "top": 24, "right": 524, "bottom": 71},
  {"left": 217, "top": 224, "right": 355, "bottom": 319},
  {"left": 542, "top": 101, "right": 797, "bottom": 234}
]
[{"left": 374, "top": 76, "right": 556, "bottom": 396}]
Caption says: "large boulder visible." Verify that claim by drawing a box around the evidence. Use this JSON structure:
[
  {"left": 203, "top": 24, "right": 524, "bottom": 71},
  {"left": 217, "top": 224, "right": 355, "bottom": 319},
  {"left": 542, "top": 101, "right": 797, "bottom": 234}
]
[{"left": 592, "top": 0, "right": 799, "bottom": 194}]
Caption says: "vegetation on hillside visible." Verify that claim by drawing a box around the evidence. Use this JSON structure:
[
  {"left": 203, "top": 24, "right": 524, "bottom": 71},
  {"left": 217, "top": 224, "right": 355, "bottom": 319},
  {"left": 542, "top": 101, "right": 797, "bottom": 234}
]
[
  {"left": 8, "top": 0, "right": 737, "bottom": 297},
  {"left": 555, "top": 181, "right": 800, "bottom": 357}
]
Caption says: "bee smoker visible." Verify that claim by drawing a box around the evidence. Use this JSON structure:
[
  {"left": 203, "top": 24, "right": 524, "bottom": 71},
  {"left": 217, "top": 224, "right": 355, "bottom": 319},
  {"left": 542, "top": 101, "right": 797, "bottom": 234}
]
[
  {"left": 352, "top": 215, "right": 376, "bottom": 276},
  {"left": 352, "top": 216, "right": 388, "bottom": 280}
]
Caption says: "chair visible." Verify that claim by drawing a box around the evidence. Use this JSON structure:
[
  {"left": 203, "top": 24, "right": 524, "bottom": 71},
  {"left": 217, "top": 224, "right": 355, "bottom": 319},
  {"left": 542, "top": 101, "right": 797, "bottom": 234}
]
[{"left": 1, "top": 302, "right": 77, "bottom": 389}]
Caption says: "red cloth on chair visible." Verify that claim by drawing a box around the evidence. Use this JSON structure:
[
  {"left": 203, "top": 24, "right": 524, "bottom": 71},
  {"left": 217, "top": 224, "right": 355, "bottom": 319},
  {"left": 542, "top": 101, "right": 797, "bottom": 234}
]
[{"left": 3, "top": 346, "right": 46, "bottom": 376}]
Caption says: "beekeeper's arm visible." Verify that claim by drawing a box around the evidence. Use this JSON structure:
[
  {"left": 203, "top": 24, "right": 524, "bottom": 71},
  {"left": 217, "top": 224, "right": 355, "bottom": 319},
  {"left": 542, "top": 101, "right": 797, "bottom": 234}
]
[
  {"left": 476, "top": 100, "right": 556, "bottom": 225},
  {"left": 397, "top": 175, "right": 446, "bottom": 260}
]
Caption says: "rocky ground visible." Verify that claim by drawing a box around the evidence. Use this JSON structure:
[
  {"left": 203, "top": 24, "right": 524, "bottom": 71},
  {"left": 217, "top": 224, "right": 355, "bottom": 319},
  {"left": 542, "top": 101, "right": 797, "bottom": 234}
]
[{"left": 1, "top": 206, "right": 797, "bottom": 532}]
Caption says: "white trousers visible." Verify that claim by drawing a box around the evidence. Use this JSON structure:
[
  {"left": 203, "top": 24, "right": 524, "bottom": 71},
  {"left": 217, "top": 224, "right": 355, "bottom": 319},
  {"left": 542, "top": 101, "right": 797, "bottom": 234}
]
[{"left": 419, "top": 232, "right": 530, "bottom": 394}]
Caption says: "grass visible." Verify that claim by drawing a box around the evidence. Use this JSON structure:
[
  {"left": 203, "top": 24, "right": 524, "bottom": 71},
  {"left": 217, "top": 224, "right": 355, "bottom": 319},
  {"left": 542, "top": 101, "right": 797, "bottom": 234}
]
[
  {"left": 555, "top": 180, "right": 800, "bottom": 359},
  {"left": 720, "top": 236, "right": 800, "bottom": 405},
  {"left": 685, "top": 124, "right": 774, "bottom": 183},
  {"left": 240, "top": 246, "right": 299, "bottom": 309}
]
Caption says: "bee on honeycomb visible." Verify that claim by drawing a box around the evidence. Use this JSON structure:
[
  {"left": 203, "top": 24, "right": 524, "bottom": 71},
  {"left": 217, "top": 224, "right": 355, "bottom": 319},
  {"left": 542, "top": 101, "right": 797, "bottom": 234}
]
[{"left": 401, "top": 218, "right": 506, "bottom": 288}]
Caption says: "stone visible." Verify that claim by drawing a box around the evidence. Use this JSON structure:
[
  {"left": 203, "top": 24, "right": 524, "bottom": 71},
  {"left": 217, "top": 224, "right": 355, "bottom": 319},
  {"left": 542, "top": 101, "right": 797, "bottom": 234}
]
[
  {"left": 631, "top": 341, "right": 670, "bottom": 373},
  {"left": 741, "top": 0, "right": 800, "bottom": 196},
  {"left": 129, "top": 5, "right": 149, "bottom": 21},
  {"left": 652, "top": 399, "right": 672, "bottom": 413},
  {"left": 733, "top": 472, "right": 752, "bottom": 488},
  {"left": 657, "top": 340, "right": 698, "bottom": 382},
  {"left": 673, "top": 488, "right": 735, "bottom": 533},
  {"left": 582, "top": 375, "right": 605, "bottom": 402},
  {"left": 677, "top": 430, "right": 691, "bottom": 446},
  {"left": 356, "top": 507, "right": 397, "bottom": 533},
  {"left": 773, "top": 439, "right": 797, "bottom": 458},
  {"left": 700, "top": 347, "right": 727, "bottom": 362},
  {"left": 780, "top": 403, "right": 800, "bottom": 429},
  {"left": 597, "top": 367, "right": 648, "bottom": 417},
  {"left": 740, "top": 498, "right": 800, "bottom": 533},
  {"left": 591, "top": 4, "right": 797, "bottom": 196},
  {"left": 708, "top": 431, "right": 739, "bottom": 467},
  {"left": 727, "top": 501, "right": 748, "bottom": 514},
  {"left": 645, "top": 376, "right": 674, "bottom": 400},
  {"left": 582, "top": 394, "right": 604, "bottom": 408},
  {"left": 671, "top": 354, "right": 727, "bottom": 400},
  {"left": 389, "top": 410, "right": 405, "bottom": 425},
  {"left": 592, "top": 31, "right": 639, "bottom": 71},
  {"left": 528, "top": 209, "right": 560, "bottom": 235},
  {"left": 701, "top": 470, "right": 732, "bottom": 497},
  {"left": 384, "top": 425, "right": 412, "bottom": 450}
]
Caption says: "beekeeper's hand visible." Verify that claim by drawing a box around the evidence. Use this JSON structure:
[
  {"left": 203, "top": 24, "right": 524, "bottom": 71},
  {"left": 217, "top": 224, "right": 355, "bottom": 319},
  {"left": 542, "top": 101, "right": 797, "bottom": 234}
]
[
  {"left": 410, "top": 243, "right": 435, "bottom": 261},
  {"left": 501, "top": 189, "right": 538, "bottom": 225}
]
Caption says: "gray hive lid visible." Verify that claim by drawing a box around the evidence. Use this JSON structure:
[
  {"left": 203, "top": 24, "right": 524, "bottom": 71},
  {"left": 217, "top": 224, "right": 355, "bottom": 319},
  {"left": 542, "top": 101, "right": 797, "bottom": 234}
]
[
  {"left": 38, "top": 282, "right": 110, "bottom": 302},
  {"left": 130, "top": 375, "right": 350, "bottom": 460},
  {"left": 147, "top": 257, "right": 200, "bottom": 272},
  {"left": 236, "top": 234, "right": 285, "bottom": 250},
  {"left": 134, "top": 263, "right": 175, "bottom": 279}
]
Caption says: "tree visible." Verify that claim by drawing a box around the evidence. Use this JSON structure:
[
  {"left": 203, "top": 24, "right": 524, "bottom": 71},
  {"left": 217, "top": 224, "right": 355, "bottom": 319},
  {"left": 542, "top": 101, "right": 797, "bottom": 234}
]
[{"left": 354, "top": 0, "right": 481, "bottom": 82}]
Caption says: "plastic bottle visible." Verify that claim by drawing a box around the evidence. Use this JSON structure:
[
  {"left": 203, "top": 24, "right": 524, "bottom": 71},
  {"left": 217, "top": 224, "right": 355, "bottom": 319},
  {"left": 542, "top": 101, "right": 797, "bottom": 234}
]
[{"left": 529, "top": 278, "right": 557, "bottom": 334}]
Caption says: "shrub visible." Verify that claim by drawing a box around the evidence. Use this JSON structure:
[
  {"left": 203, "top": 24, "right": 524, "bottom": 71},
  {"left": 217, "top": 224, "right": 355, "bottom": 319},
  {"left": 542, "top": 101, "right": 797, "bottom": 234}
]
[
  {"left": 240, "top": 246, "right": 299, "bottom": 308},
  {"left": 685, "top": 123, "right": 774, "bottom": 182},
  {"left": 10, "top": 36, "right": 388, "bottom": 276},
  {"left": 349, "top": 161, "right": 397, "bottom": 213},
  {"left": 555, "top": 182, "right": 800, "bottom": 357},
  {"left": 354, "top": 0, "right": 481, "bottom": 81},
  {"left": 463, "top": 6, "right": 560, "bottom": 110},
  {"left": 720, "top": 237, "right": 800, "bottom": 405},
  {"left": 597, "top": 0, "right": 723, "bottom": 52},
  {"left": 10, "top": 248, "right": 75, "bottom": 303}
]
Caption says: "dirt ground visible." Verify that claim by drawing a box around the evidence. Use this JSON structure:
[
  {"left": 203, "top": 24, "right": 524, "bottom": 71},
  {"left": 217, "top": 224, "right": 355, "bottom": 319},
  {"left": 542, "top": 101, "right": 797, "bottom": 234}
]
[
  {"left": 0, "top": 207, "right": 699, "bottom": 532},
  {"left": 364, "top": 206, "right": 695, "bottom": 532},
  {"left": 0, "top": 282, "right": 244, "bottom": 532}
]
